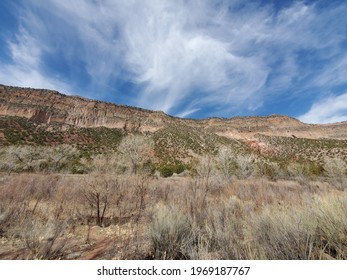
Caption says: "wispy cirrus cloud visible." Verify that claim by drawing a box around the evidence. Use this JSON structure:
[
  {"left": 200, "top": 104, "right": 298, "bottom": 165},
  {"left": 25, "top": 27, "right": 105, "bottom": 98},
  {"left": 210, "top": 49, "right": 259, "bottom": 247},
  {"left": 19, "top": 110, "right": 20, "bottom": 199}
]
[
  {"left": 298, "top": 92, "right": 347, "bottom": 124},
  {"left": 0, "top": 0, "right": 347, "bottom": 121},
  {"left": 313, "top": 54, "right": 347, "bottom": 88},
  {"left": 0, "top": 25, "right": 71, "bottom": 93}
]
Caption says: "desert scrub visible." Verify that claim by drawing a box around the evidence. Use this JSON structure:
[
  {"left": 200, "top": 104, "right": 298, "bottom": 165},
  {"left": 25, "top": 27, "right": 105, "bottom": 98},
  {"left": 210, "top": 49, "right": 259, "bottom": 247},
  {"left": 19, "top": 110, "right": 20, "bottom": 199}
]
[
  {"left": 158, "top": 165, "right": 174, "bottom": 178},
  {"left": 150, "top": 204, "right": 193, "bottom": 259},
  {"left": 0, "top": 144, "right": 83, "bottom": 174},
  {"left": 158, "top": 163, "right": 187, "bottom": 177},
  {"left": 309, "top": 193, "right": 347, "bottom": 259},
  {"left": 249, "top": 206, "right": 316, "bottom": 259},
  {"left": 117, "top": 134, "right": 154, "bottom": 174},
  {"left": 258, "top": 134, "right": 347, "bottom": 163},
  {"left": 323, "top": 157, "right": 346, "bottom": 177},
  {"left": 152, "top": 125, "right": 245, "bottom": 164},
  {"left": 193, "top": 196, "right": 249, "bottom": 259},
  {"left": 249, "top": 193, "right": 347, "bottom": 259}
]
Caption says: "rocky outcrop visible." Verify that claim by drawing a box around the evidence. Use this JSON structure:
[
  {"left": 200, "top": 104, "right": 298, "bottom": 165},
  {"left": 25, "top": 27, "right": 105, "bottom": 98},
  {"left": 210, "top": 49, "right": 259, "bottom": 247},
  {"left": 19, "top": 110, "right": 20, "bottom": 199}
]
[
  {"left": 1, "top": 84, "right": 347, "bottom": 139},
  {"left": 0, "top": 85, "right": 171, "bottom": 132},
  {"left": 199, "top": 115, "right": 347, "bottom": 139}
]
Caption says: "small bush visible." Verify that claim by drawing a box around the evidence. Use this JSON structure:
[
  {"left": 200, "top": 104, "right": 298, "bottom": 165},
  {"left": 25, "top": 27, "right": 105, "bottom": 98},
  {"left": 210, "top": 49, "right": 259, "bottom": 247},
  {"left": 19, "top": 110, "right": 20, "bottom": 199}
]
[
  {"left": 255, "top": 162, "right": 278, "bottom": 179},
  {"left": 158, "top": 166, "right": 174, "bottom": 177},
  {"left": 203, "top": 197, "right": 248, "bottom": 259},
  {"left": 249, "top": 193, "right": 347, "bottom": 259},
  {"left": 71, "top": 163, "right": 88, "bottom": 174},
  {"left": 141, "top": 160, "right": 156, "bottom": 175},
  {"left": 307, "top": 162, "right": 324, "bottom": 176},
  {"left": 172, "top": 163, "right": 186, "bottom": 174},
  {"left": 324, "top": 157, "right": 346, "bottom": 178},
  {"left": 250, "top": 207, "right": 314, "bottom": 259},
  {"left": 150, "top": 205, "right": 193, "bottom": 259},
  {"left": 157, "top": 163, "right": 187, "bottom": 178}
]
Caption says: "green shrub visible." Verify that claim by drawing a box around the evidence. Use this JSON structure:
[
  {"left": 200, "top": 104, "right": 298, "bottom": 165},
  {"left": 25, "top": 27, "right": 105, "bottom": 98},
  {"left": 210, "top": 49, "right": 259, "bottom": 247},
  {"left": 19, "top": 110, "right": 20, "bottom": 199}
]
[
  {"left": 255, "top": 162, "right": 277, "bottom": 179},
  {"left": 159, "top": 165, "right": 174, "bottom": 178},
  {"left": 307, "top": 162, "right": 324, "bottom": 176},
  {"left": 158, "top": 163, "right": 187, "bottom": 177},
  {"left": 141, "top": 160, "right": 156, "bottom": 175},
  {"left": 172, "top": 163, "right": 186, "bottom": 174},
  {"left": 71, "top": 163, "right": 88, "bottom": 174}
]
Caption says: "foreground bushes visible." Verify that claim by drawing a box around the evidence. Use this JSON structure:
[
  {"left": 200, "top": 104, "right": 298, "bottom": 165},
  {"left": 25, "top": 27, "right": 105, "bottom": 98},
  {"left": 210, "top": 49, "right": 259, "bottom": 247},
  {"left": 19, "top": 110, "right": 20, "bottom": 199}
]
[
  {"left": 250, "top": 193, "right": 347, "bottom": 259},
  {"left": 1, "top": 172, "right": 347, "bottom": 259},
  {"left": 150, "top": 205, "right": 193, "bottom": 259},
  {"left": 149, "top": 181, "right": 347, "bottom": 260}
]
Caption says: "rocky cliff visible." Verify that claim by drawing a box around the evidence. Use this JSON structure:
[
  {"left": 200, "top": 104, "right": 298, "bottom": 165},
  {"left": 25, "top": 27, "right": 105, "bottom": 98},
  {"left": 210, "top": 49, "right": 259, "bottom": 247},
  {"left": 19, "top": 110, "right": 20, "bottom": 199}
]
[
  {"left": 0, "top": 85, "right": 175, "bottom": 132},
  {"left": 1, "top": 84, "right": 346, "bottom": 139}
]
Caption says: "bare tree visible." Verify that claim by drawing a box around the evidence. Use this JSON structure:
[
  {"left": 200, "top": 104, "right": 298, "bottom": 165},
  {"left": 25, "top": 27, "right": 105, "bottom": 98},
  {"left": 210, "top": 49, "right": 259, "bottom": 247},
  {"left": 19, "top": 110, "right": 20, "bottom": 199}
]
[
  {"left": 117, "top": 135, "right": 153, "bottom": 174},
  {"left": 4, "top": 145, "right": 39, "bottom": 173},
  {"left": 235, "top": 154, "right": 255, "bottom": 178},
  {"left": 0, "top": 144, "right": 78, "bottom": 173},
  {"left": 216, "top": 147, "right": 234, "bottom": 181},
  {"left": 50, "top": 145, "right": 78, "bottom": 171},
  {"left": 84, "top": 177, "right": 123, "bottom": 227}
]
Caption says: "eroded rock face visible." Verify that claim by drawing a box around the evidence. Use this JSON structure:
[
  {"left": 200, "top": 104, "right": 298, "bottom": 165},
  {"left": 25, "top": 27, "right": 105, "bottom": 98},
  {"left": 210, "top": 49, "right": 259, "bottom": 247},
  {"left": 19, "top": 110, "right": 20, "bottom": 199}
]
[
  {"left": 0, "top": 85, "right": 170, "bottom": 132},
  {"left": 1, "top": 84, "right": 347, "bottom": 139}
]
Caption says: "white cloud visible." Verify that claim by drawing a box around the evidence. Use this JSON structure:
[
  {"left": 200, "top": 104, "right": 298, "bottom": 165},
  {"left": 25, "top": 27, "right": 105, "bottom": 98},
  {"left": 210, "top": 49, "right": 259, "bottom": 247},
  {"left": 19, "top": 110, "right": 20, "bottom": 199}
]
[
  {"left": 110, "top": 0, "right": 309, "bottom": 114},
  {"left": 313, "top": 54, "right": 347, "bottom": 87},
  {"left": 1, "top": 0, "right": 347, "bottom": 118},
  {"left": 8, "top": 28, "right": 41, "bottom": 68},
  {"left": 298, "top": 93, "right": 347, "bottom": 124},
  {"left": 0, "top": 27, "right": 71, "bottom": 93}
]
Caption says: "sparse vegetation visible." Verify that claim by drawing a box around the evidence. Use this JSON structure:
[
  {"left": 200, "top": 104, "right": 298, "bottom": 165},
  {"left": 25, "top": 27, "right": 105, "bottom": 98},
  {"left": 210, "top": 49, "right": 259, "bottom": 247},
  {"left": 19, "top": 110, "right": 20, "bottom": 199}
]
[
  {"left": 150, "top": 204, "right": 193, "bottom": 259},
  {"left": 117, "top": 135, "right": 154, "bottom": 174},
  {"left": 1, "top": 126, "right": 347, "bottom": 260},
  {"left": 1, "top": 87, "right": 347, "bottom": 259}
]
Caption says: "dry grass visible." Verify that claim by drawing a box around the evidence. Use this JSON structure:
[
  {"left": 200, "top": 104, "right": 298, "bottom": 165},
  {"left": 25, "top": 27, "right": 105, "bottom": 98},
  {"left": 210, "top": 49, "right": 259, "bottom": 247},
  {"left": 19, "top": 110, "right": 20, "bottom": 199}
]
[
  {"left": 0, "top": 173, "right": 150, "bottom": 259},
  {"left": 248, "top": 192, "right": 347, "bottom": 259},
  {"left": 0, "top": 170, "right": 346, "bottom": 259},
  {"left": 150, "top": 204, "right": 193, "bottom": 259},
  {"left": 146, "top": 175, "right": 347, "bottom": 260}
]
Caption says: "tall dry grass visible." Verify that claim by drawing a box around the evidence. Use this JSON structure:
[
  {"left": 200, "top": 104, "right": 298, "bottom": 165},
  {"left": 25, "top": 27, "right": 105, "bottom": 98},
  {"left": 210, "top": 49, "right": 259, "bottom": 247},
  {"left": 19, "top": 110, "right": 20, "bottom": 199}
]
[
  {"left": 148, "top": 175, "right": 347, "bottom": 260},
  {"left": 1, "top": 170, "right": 346, "bottom": 259},
  {"left": 0, "top": 173, "right": 151, "bottom": 259}
]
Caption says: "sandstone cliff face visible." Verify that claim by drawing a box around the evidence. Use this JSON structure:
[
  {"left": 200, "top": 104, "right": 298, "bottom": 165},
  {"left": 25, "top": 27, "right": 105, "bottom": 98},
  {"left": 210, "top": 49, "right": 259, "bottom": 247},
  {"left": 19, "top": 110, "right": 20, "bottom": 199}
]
[
  {"left": 199, "top": 115, "right": 347, "bottom": 139},
  {"left": 0, "top": 85, "right": 171, "bottom": 132},
  {"left": 1, "top": 84, "right": 346, "bottom": 139}
]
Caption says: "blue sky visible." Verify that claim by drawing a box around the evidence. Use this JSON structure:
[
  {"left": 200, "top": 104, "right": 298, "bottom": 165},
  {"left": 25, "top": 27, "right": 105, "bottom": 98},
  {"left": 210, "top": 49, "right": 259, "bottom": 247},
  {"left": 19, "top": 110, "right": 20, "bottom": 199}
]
[{"left": 1, "top": 0, "right": 347, "bottom": 123}]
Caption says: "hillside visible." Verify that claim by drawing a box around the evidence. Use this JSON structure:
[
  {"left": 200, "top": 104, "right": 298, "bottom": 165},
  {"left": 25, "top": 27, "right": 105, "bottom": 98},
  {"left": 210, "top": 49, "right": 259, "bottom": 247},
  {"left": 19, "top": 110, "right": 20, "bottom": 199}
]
[
  {"left": 1, "top": 84, "right": 347, "bottom": 171},
  {"left": 1, "top": 84, "right": 347, "bottom": 140},
  {"left": 1, "top": 84, "right": 347, "bottom": 261}
]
